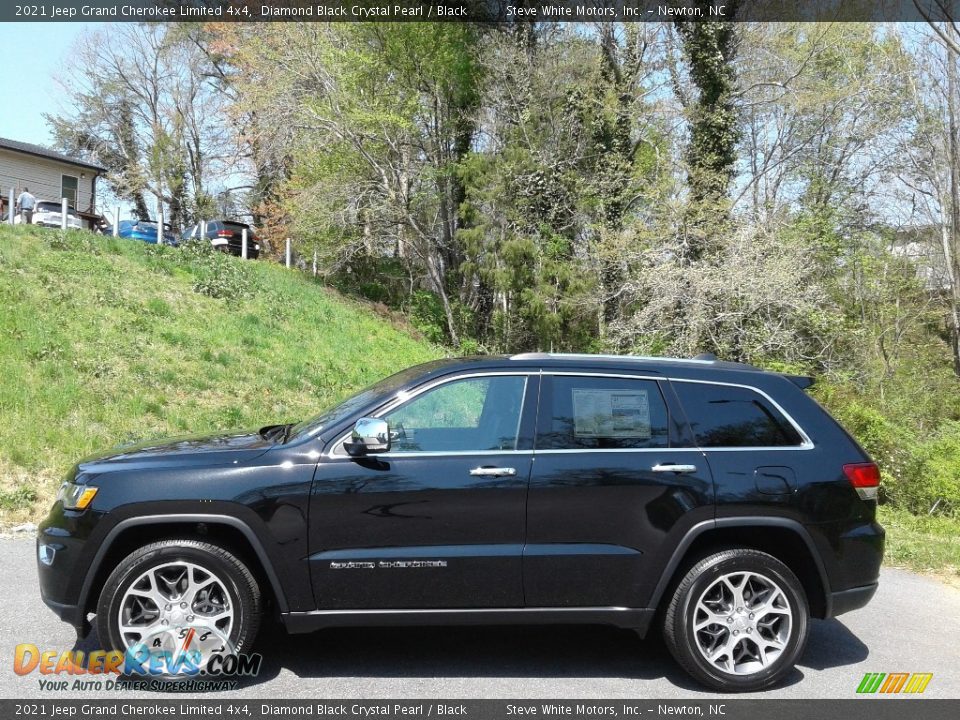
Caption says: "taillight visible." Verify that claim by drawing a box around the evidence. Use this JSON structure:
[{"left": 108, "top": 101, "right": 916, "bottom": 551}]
[
  {"left": 843, "top": 462, "right": 880, "bottom": 501},
  {"left": 217, "top": 230, "right": 232, "bottom": 237}
]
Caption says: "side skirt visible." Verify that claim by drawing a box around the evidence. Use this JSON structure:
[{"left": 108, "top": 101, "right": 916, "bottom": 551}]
[{"left": 282, "top": 607, "right": 655, "bottom": 636}]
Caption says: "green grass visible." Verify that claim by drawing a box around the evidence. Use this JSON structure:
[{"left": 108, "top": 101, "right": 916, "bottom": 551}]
[
  {"left": 0, "top": 225, "right": 442, "bottom": 524},
  {"left": 878, "top": 505, "right": 960, "bottom": 583}
]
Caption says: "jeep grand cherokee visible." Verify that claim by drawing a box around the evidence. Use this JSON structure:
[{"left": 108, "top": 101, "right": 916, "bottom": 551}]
[{"left": 37, "top": 353, "right": 884, "bottom": 691}]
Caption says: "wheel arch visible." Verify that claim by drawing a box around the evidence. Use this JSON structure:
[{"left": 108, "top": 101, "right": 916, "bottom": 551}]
[
  {"left": 79, "top": 514, "right": 289, "bottom": 620},
  {"left": 650, "top": 518, "right": 831, "bottom": 619}
]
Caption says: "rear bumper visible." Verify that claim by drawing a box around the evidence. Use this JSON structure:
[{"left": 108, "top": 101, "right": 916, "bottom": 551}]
[
  {"left": 211, "top": 238, "right": 260, "bottom": 258},
  {"left": 829, "top": 582, "right": 878, "bottom": 617}
]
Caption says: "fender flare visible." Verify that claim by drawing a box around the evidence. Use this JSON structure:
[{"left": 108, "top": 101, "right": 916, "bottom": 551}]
[
  {"left": 647, "top": 516, "right": 833, "bottom": 616},
  {"left": 78, "top": 513, "right": 289, "bottom": 615}
]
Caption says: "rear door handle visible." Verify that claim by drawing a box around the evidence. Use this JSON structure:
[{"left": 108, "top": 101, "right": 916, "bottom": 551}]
[
  {"left": 470, "top": 467, "right": 517, "bottom": 477},
  {"left": 651, "top": 463, "right": 698, "bottom": 474}
]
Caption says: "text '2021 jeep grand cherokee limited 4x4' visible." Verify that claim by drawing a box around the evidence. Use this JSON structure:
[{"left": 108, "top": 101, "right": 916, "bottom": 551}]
[{"left": 37, "top": 353, "right": 884, "bottom": 691}]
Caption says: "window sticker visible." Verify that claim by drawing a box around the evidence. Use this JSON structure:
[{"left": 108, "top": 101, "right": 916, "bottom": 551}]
[{"left": 572, "top": 389, "right": 651, "bottom": 438}]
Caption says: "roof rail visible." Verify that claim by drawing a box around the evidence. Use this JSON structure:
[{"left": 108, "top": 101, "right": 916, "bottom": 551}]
[{"left": 508, "top": 352, "right": 716, "bottom": 364}]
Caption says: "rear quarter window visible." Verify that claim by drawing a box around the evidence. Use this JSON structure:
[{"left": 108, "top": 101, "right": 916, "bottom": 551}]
[{"left": 673, "top": 382, "right": 804, "bottom": 448}]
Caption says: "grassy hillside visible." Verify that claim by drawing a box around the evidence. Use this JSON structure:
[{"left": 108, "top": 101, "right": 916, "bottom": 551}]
[{"left": 0, "top": 225, "right": 442, "bottom": 525}]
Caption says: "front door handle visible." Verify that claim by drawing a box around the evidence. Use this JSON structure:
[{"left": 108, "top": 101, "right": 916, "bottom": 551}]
[
  {"left": 651, "top": 463, "right": 698, "bottom": 474},
  {"left": 470, "top": 466, "right": 517, "bottom": 477}
]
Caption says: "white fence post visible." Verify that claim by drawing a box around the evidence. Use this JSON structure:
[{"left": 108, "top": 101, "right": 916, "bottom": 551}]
[
  {"left": 200, "top": 220, "right": 206, "bottom": 244},
  {"left": 8, "top": 188, "right": 13, "bottom": 225},
  {"left": 157, "top": 203, "right": 164, "bottom": 245},
  {"left": 285, "top": 238, "right": 291, "bottom": 268},
  {"left": 242, "top": 228, "right": 248, "bottom": 260},
  {"left": 312, "top": 249, "right": 317, "bottom": 277},
  {"left": 61, "top": 197, "right": 68, "bottom": 231},
  {"left": 113, "top": 207, "right": 120, "bottom": 237}
]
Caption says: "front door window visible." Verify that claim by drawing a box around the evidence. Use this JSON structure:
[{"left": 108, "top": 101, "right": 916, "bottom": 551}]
[{"left": 383, "top": 375, "right": 526, "bottom": 453}]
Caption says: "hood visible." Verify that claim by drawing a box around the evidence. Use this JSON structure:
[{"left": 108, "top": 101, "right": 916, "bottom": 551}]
[{"left": 75, "top": 428, "right": 275, "bottom": 474}]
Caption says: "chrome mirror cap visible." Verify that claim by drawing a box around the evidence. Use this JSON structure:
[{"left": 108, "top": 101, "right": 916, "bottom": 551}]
[{"left": 346, "top": 417, "right": 390, "bottom": 455}]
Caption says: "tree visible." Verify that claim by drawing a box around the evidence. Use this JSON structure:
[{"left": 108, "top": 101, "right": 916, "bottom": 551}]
[
  {"left": 47, "top": 25, "right": 236, "bottom": 230},
  {"left": 672, "top": 2, "right": 741, "bottom": 260},
  {"left": 228, "top": 24, "right": 483, "bottom": 345},
  {"left": 897, "top": 23, "right": 960, "bottom": 374}
]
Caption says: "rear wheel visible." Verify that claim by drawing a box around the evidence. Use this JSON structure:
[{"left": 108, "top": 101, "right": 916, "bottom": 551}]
[
  {"left": 663, "top": 549, "right": 809, "bottom": 692},
  {"left": 96, "top": 539, "right": 261, "bottom": 675}
]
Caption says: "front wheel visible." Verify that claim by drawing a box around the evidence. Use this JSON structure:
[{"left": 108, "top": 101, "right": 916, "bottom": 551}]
[
  {"left": 96, "top": 539, "right": 261, "bottom": 676},
  {"left": 663, "top": 549, "right": 809, "bottom": 692}
]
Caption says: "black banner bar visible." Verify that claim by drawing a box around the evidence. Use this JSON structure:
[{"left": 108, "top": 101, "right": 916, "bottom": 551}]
[
  {"left": 2, "top": 0, "right": 960, "bottom": 23},
  {"left": 0, "top": 700, "right": 957, "bottom": 720}
]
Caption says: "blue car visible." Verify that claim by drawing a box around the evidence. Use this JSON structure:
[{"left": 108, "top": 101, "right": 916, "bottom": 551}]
[{"left": 115, "top": 219, "right": 178, "bottom": 246}]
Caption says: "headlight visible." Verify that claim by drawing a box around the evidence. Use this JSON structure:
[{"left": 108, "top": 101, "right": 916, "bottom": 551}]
[{"left": 57, "top": 482, "right": 98, "bottom": 511}]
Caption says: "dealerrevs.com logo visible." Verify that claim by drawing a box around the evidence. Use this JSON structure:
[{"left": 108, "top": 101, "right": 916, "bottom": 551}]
[
  {"left": 13, "top": 632, "right": 263, "bottom": 692},
  {"left": 856, "top": 672, "right": 934, "bottom": 694}
]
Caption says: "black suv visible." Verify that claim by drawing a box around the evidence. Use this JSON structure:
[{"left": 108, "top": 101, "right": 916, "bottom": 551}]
[
  {"left": 181, "top": 220, "right": 261, "bottom": 259},
  {"left": 38, "top": 354, "right": 883, "bottom": 691}
]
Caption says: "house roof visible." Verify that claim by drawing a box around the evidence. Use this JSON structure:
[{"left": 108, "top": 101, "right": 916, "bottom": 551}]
[{"left": 0, "top": 137, "right": 107, "bottom": 173}]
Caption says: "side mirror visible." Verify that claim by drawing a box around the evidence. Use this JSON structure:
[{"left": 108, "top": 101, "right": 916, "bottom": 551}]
[{"left": 344, "top": 417, "right": 391, "bottom": 456}]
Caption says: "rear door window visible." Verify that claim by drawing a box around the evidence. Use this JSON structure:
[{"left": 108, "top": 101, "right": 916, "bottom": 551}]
[
  {"left": 673, "top": 382, "right": 804, "bottom": 448},
  {"left": 536, "top": 375, "right": 670, "bottom": 450}
]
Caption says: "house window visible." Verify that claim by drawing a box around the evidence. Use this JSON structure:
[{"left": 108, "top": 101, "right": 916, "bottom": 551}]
[{"left": 61, "top": 175, "right": 79, "bottom": 207}]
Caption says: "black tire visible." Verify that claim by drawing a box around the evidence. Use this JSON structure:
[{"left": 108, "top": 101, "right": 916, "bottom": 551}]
[
  {"left": 96, "top": 539, "right": 261, "bottom": 674},
  {"left": 663, "top": 549, "right": 809, "bottom": 692}
]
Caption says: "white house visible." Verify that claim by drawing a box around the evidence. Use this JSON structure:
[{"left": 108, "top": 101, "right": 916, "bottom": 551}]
[{"left": 0, "top": 136, "right": 106, "bottom": 230}]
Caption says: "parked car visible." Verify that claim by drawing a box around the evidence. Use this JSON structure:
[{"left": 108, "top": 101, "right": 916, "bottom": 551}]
[
  {"left": 115, "top": 219, "right": 178, "bottom": 246},
  {"left": 37, "top": 353, "right": 883, "bottom": 690},
  {"left": 182, "top": 220, "right": 261, "bottom": 259},
  {"left": 9, "top": 201, "right": 82, "bottom": 230}
]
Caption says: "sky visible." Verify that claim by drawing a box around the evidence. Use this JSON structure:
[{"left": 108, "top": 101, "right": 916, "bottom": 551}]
[{"left": 0, "top": 23, "right": 98, "bottom": 146}]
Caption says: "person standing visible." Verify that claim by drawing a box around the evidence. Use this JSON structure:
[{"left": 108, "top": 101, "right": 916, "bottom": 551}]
[{"left": 16, "top": 187, "right": 36, "bottom": 225}]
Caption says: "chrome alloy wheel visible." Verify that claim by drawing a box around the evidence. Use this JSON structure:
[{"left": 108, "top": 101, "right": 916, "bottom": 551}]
[
  {"left": 117, "top": 561, "right": 234, "bottom": 654},
  {"left": 692, "top": 571, "right": 793, "bottom": 675}
]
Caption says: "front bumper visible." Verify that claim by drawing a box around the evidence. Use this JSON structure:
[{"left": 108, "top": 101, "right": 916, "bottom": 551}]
[
  {"left": 39, "top": 591, "right": 89, "bottom": 636},
  {"left": 37, "top": 508, "right": 96, "bottom": 636}
]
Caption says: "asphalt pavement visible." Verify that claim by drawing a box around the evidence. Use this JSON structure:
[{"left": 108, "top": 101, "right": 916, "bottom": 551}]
[{"left": 1, "top": 536, "right": 957, "bottom": 699}]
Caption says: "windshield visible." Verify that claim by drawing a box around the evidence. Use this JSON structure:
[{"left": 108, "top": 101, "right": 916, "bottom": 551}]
[
  {"left": 37, "top": 202, "right": 77, "bottom": 214},
  {"left": 287, "top": 363, "right": 439, "bottom": 440}
]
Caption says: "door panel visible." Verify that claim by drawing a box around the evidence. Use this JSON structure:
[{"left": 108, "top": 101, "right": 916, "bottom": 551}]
[
  {"left": 310, "top": 453, "right": 531, "bottom": 608},
  {"left": 308, "top": 374, "right": 536, "bottom": 610},
  {"left": 524, "top": 374, "right": 714, "bottom": 608},
  {"left": 671, "top": 380, "right": 811, "bottom": 517}
]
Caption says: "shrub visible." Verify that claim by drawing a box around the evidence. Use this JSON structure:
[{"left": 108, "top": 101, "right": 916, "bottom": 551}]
[
  {"left": 906, "top": 423, "right": 960, "bottom": 517},
  {"left": 408, "top": 290, "right": 448, "bottom": 344},
  {"left": 178, "top": 241, "right": 257, "bottom": 301}
]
